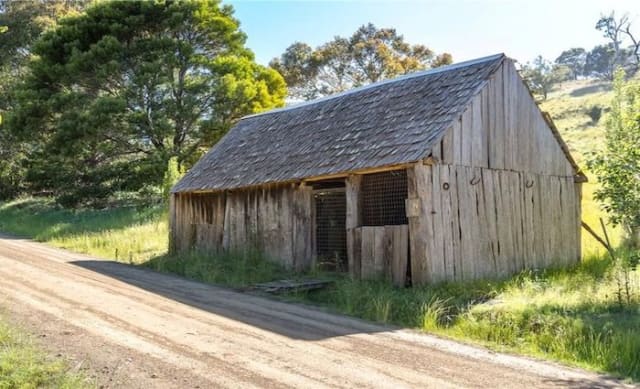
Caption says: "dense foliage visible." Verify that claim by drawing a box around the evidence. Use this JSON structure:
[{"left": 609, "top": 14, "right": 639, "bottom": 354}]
[
  {"left": 588, "top": 70, "right": 640, "bottom": 247},
  {"left": 270, "top": 23, "right": 452, "bottom": 100},
  {"left": 0, "top": 1, "right": 89, "bottom": 198},
  {"left": 2, "top": 0, "right": 285, "bottom": 206}
]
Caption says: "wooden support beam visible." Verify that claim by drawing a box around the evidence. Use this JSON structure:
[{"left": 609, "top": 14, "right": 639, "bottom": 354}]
[
  {"left": 302, "top": 163, "right": 414, "bottom": 183},
  {"left": 581, "top": 221, "right": 614, "bottom": 256}
]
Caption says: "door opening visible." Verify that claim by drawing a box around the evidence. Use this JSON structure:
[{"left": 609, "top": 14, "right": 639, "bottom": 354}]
[{"left": 313, "top": 180, "right": 347, "bottom": 271}]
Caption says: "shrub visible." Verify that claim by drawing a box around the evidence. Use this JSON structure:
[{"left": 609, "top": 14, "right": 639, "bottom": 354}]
[
  {"left": 162, "top": 157, "right": 184, "bottom": 203},
  {"left": 586, "top": 105, "right": 602, "bottom": 124}
]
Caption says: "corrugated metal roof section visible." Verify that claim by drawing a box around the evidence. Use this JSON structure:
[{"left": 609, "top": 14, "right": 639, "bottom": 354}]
[{"left": 173, "top": 54, "right": 506, "bottom": 193}]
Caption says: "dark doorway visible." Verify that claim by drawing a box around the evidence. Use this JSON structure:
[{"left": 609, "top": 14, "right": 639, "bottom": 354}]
[{"left": 313, "top": 183, "right": 347, "bottom": 272}]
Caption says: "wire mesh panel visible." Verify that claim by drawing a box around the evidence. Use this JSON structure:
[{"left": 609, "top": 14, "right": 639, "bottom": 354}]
[
  {"left": 361, "top": 169, "right": 408, "bottom": 226},
  {"left": 315, "top": 189, "right": 347, "bottom": 271}
]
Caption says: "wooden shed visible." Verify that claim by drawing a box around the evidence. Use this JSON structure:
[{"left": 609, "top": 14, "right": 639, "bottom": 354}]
[{"left": 170, "top": 54, "right": 586, "bottom": 286}]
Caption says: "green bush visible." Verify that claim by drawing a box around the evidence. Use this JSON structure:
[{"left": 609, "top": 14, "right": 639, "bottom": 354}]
[{"left": 586, "top": 105, "right": 602, "bottom": 124}]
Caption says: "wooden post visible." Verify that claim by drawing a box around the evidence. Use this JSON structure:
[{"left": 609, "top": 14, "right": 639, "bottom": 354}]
[
  {"left": 346, "top": 175, "right": 362, "bottom": 278},
  {"left": 599, "top": 218, "right": 616, "bottom": 260}
]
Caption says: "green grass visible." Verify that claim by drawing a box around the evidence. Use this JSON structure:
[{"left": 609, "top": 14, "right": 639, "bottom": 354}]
[
  {"left": 0, "top": 316, "right": 87, "bottom": 388},
  {"left": 295, "top": 257, "right": 640, "bottom": 380},
  {"left": 145, "top": 250, "right": 294, "bottom": 288},
  {"left": 0, "top": 197, "right": 167, "bottom": 263}
]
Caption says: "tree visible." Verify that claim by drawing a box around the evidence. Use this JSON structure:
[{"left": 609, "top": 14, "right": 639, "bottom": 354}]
[
  {"left": 0, "top": 1, "right": 87, "bottom": 199},
  {"left": 588, "top": 70, "right": 640, "bottom": 248},
  {"left": 0, "top": 0, "right": 86, "bottom": 68},
  {"left": 596, "top": 12, "right": 640, "bottom": 76},
  {"left": 270, "top": 23, "right": 452, "bottom": 100},
  {"left": 555, "top": 48, "right": 587, "bottom": 80},
  {"left": 8, "top": 0, "right": 286, "bottom": 206},
  {"left": 520, "top": 56, "right": 570, "bottom": 100},
  {"left": 584, "top": 44, "right": 618, "bottom": 80}
]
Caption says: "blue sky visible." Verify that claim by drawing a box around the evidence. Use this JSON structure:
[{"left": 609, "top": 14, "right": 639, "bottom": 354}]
[{"left": 227, "top": 0, "right": 639, "bottom": 66}]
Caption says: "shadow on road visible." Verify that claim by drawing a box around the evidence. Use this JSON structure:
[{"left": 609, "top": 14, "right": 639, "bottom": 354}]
[{"left": 70, "top": 259, "right": 388, "bottom": 341}]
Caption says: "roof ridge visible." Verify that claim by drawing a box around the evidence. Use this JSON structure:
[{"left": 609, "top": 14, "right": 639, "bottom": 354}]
[{"left": 243, "top": 53, "right": 506, "bottom": 120}]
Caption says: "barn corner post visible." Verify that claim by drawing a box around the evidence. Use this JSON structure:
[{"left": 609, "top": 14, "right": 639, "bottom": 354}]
[{"left": 575, "top": 177, "right": 583, "bottom": 263}]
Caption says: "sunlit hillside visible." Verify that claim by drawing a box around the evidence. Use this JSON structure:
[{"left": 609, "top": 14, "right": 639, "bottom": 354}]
[{"left": 540, "top": 79, "right": 622, "bottom": 254}]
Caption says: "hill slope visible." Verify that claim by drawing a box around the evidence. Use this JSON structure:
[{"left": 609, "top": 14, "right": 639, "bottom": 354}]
[{"left": 540, "top": 79, "right": 620, "bottom": 254}]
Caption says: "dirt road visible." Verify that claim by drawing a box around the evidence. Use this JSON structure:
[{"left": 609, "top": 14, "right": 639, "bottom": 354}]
[{"left": 0, "top": 234, "right": 630, "bottom": 388}]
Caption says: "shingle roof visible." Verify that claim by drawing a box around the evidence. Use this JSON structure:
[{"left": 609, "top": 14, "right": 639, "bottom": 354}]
[{"left": 173, "top": 54, "right": 506, "bottom": 193}]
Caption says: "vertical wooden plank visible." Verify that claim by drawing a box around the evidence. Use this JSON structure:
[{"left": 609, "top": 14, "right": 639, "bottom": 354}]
[
  {"left": 407, "top": 163, "right": 433, "bottom": 285},
  {"left": 280, "top": 186, "right": 294, "bottom": 268},
  {"left": 431, "top": 141, "right": 442, "bottom": 162},
  {"left": 361, "top": 226, "right": 375, "bottom": 279},
  {"left": 496, "top": 63, "right": 506, "bottom": 170},
  {"left": 503, "top": 61, "right": 514, "bottom": 170},
  {"left": 310, "top": 189, "right": 317, "bottom": 268},
  {"left": 439, "top": 166, "right": 455, "bottom": 280},
  {"left": 452, "top": 118, "right": 463, "bottom": 165},
  {"left": 293, "top": 184, "right": 313, "bottom": 271},
  {"left": 169, "top": 194, "right": 177, "bottom": 253},
  {"left": 429, "top": 165, "right": 445, "bottom": 282},
  {"left": 481, "top": 87, "right": 491, "bottom": 168},
  {"left": 262, "top": 187, "right": 276, "bottom": 260},
  {"left": 513, "top": 172, "right": 525, "bottom": 271},
  {"left": 391, "top": 225, "right": 409, "bottom": 287},
  {"left": 222, "top": 192, "right": 232, "bottom": 251},
  {"left": 472, "top": 166, "right": 492, "bottom": 278},
  {"left": 456, "top": 166, "right": 475, "bottom": 280},
  {"left": 373, "top": 227, "right": 386, "bottom": 277},
  {"left": 351, "top": 227, "right": 362, "bottom": 280},
  {"left": 460, "top": 107, "right": 472, "bottom": 166},
  {"left": 441, "top": 126, "right": 454, "bottom": 164},
  {"left": 246, "top": 190, "right": 258, "bottom": 249},
  {"left": 482, "top": 169, "right": 499, "bottom": 276},
  {"left": 471, "top": 95, "right": 486, "bottom": 167},
  {"left": 448, "top": 165, "right": 462, "bottom": 281},
  {"left": 521, "top": 173, "right": 533, "bottom": 269},
  {"left": 383, "top": 226, "right": 394, "bottom": 280}
]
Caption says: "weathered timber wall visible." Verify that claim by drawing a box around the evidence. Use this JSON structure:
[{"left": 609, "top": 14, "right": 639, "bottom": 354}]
[
  {"left": 348, "top": 225, "right": 409, "bottom": 286},
  {"left": 435, "top": 59, "right": 574, "bottom": 177},
  {"left": 408, "top": 163, "right": 581, "bottom": 284},
  {"left": 171, "top": 183, "right": 314, "bottom": 270}
]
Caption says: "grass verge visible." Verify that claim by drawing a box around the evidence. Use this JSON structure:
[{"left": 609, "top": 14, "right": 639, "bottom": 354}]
[
  {"left": 0, "top": 197, "right": 167, "bottom": 263},
  {"left": 0, "top": 197, "right": 638, "bottom": 381},
  {"left": 0, "top": 316, "right": 86, "bottom": 388}
]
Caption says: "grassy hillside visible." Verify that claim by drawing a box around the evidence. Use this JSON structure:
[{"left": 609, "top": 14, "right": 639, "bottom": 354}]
[{"left": 540, "top": 79, "right": 622, "bottom": 254}]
